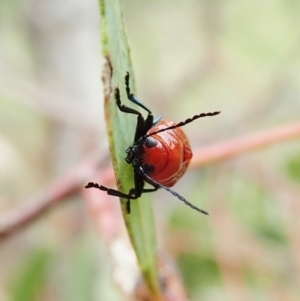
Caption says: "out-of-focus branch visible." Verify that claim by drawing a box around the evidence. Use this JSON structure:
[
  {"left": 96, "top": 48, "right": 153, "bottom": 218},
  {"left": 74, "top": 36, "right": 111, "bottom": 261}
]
[
  {"left": 0, "top": 151, "right": 107, "bottom": 241},
  {"left": 191, "top": 121, "right": 300, "bottom": 168}
]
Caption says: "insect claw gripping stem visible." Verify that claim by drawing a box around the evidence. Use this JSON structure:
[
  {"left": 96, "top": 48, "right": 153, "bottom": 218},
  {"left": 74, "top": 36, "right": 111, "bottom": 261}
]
[
  {"left": 85, "top": 182, "right": 108, "bottom": 191},
  {"left": 125, "top": 72, "right": 131, "bottom": 97},
  {"left": 126, "top": 200, "right": 131, "bottom": 214},
  {"left": 114, "top": 86, "right": 122, "bottom": 110}
]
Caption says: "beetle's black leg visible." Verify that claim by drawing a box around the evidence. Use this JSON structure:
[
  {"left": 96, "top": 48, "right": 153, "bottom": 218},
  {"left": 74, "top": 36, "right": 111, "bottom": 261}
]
[
  {"left": 85, "top": 175, "right": 145, "bottom": 215},
  {"left": 114, "top": 85, "right": 153, "bottom": 141},
  {"left": 126, "top": 200, "right": 131, "bottom": 214},
  {"left": 113, "top": 72, "right": 156, "bottom": 141},
  {"left": 123, "top": 73, "right": 154, "bottom": 140},
  {"left": 115, "top": 86, "right": 142, "bottom": 116},
  {"left": 85, "top": 182, "right": 141, "bottom": 200},
  {"left": 125, "top": 186, "right": 159, "bottom": 214},
  {"left": 125, "top": 72, "right": 152, "bottom": 114},
  {"left": 125, "top": 171, "right": 146, "bottom": 214}
]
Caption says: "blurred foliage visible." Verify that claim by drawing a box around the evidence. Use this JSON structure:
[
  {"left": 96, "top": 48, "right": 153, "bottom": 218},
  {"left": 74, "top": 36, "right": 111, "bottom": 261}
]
[
  {"left": 10, "top": 249, "right": 51, "bottom": 301},
  {"left": 286, "top": 154, "right": 300, "bottom": 182},
  {"left": 178, "top": 254, "right": 221, "bottom": 293}
]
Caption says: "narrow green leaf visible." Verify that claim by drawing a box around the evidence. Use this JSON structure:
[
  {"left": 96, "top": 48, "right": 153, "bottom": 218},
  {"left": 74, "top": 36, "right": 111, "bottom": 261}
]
[{"left": 99, "top": 0, "right": 161, "bottom": 297}]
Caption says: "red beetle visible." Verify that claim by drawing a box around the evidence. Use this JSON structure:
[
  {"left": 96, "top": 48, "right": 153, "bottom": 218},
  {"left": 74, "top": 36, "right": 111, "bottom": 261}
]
[{"left": 85, "top": 72, "right": 220, "bottom": 214}]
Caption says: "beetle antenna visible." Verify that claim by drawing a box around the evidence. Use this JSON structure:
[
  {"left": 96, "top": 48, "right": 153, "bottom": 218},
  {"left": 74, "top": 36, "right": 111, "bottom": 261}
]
[
  {"left": 139, "top": 167, "right": 208, "bottom": 215},
  {"left": 146, "top": 111, "right": 221, "bottom": 137}
]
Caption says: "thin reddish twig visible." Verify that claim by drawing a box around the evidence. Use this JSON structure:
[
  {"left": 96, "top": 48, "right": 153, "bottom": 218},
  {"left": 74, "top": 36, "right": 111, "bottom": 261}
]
[
  {"left": 0, "top": 151, "right": 106, "bottom": 241},
  {"left": 191, "top": 121, "right": 300, "bottom": 168}
]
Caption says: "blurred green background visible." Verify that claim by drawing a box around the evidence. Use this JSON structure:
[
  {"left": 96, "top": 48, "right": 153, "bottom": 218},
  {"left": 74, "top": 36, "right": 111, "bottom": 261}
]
[{"left": 1, "top": 0, "right": 300, "bottom": 300}]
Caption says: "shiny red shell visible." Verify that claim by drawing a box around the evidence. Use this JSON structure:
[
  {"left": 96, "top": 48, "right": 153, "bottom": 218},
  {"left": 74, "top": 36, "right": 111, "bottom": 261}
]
[{"left": 142, "top": 120, "right": 193, "bottom": 187}]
